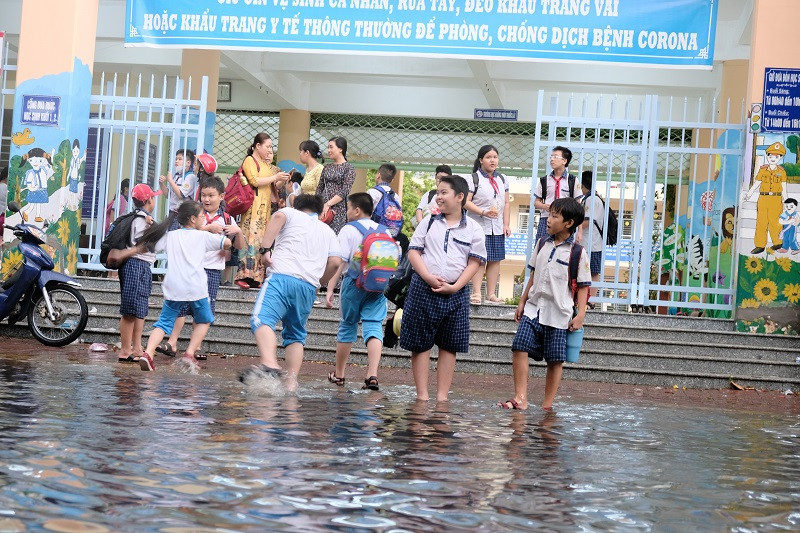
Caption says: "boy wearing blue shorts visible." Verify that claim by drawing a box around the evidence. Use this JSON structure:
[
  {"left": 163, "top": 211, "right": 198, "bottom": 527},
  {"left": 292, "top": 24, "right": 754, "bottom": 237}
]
[
  {"left": 399, "top": 175, "right": 487, "bottom": 402},
  {"left": 325, "top": 192, "right": 393, "bottom": 391},
  {"left": 499, "top": 198, "right": 591, "bottom": 411},
  {"left": 117, "top": 184, "right": 160, "bottom": 363},
  {"left": 239, "top": 194, "right": 341, "bottom": 392}
]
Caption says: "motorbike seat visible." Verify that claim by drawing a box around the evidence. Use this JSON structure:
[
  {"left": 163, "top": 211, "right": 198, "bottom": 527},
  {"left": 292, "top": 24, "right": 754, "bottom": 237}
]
[{"left": 2, "top": 267, "right": 23, "bottom": 290}]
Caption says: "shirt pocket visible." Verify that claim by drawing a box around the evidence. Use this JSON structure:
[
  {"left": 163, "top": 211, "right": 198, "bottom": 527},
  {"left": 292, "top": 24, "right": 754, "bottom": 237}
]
[
  {"left": 551, "top": 258, "right": 570, "bottom": 282},
  {"left": 452, "top": 238, "right": 471, "bottom": 249}
]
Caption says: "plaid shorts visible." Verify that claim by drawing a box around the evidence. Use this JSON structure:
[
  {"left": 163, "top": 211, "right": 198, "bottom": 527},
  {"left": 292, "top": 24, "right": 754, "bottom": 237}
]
[
  {"left": 118, "top": 258, "right": 152, "bottom": 319},
  {"left": 535, "top": 217, "right": 551, "bottom": 242},
  {"left": 399, "top": 273, "right": 470, "bottom": 354},
  {"left": 179, "top": 269, "right": 221, "bottom": 317},
  {"left": 590, "top": 251, "right": 602, "bottom": 275},
  {"left": 511, "top": 313, "right": 567, "bottom": 363},
  {"left": 485, "top": 234, "right": 506, "bottom": 262}
]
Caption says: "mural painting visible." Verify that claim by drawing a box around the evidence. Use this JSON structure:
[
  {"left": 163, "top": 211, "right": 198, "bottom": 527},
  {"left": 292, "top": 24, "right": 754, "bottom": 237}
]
[{"left": 736, "top": 135, "right": 800, "bottom": 335}]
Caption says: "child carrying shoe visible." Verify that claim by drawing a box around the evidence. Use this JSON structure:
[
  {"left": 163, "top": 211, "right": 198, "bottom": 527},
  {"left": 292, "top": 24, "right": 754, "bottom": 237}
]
[{"left": 137, "top": 201, "right": 232, "bottom": 371}]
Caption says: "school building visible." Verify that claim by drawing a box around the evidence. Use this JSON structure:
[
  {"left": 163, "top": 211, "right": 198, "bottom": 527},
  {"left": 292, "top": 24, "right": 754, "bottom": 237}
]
[{"left": 1, "top": 0, "right": 799, "bottom": 334}]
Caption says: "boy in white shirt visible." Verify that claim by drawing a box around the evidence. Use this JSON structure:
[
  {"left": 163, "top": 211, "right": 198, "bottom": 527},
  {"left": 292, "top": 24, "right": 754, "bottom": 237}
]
[
  {"left": 159, "top": 149, "right": 197, "bottom": 231},
  {"left": 499, "top": 198, "right": 591, "bottom": 411},
  {"left": 156, "top": 177, "right": 245, "bottom": 359},
  {"left": 325, "top": 192, "right": 393, "bottom": 391},
  {"left": 239, "top": 194, "right": 341, "bottom": 392}
]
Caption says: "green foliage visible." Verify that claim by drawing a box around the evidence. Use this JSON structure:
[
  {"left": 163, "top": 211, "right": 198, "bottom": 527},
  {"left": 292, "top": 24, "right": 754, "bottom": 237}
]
[
  {"left": 781, "top": 162, "right": 800, "bottom": 178},
  {"left": 786, "top": 135, "right": 799, "bottom": 155},
  {"left": 51, "top": 139, "right": 73, "bottom": 192}
]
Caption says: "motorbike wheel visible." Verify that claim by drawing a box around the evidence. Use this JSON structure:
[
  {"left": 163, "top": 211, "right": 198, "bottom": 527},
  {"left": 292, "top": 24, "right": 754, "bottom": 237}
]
[{"left": 27, "top": 284, "right": 89, "bottom": 347}]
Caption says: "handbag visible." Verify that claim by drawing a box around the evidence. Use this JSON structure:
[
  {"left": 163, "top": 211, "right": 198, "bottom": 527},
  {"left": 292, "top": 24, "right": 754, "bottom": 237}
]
[
  {"left": 224, "top": 159, "right": 259, "bottom": 216},
  {"left": 320, "top": 176, "right": 336, "bottom": 225}
]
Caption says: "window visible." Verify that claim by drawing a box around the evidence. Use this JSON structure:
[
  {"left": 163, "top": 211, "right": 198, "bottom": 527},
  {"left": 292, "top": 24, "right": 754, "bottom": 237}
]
[{"left": 518, "top": 205, "right": 530, "bottom": 233}]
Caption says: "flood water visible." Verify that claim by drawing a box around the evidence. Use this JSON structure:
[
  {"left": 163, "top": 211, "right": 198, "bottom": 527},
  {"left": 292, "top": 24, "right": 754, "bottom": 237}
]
[{"left": 1, "top": 351, "right": 799, "bottom": 532}]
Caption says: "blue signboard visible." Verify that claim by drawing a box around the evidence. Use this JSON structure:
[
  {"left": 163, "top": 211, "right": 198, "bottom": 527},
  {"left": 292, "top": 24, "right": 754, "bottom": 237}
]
[
  {"left": 20, "top": 95, "right": 60, "bottom": 127},
  {"left": 762, "top": 68, "right": 800, "bottom": 133},
  {"left": 508, "top": 232, "right": 632, "bottom": 262},
  {"left": 475, "top": 108, "right": 517, "bottom": 121},
  {"left": 125, "top": 0, "right": 717, "bottom": 68}
]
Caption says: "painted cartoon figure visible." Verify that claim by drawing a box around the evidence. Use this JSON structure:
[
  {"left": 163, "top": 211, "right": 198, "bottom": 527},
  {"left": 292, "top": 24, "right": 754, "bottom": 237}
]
[
  {"left": 720, "top": 206, "right": 735, "bottom": 254},
  {"left": 19, "top": 147, "right": 55, "bottom": 223},
  {"left": 777, "top": 198, "right": 800, "bottom": 255},
  {"left": 67, "top": 138, "right": 86, "bottom": 211},
  {"left": 743, "top": 142, "right": 787, "bottom": 254}
]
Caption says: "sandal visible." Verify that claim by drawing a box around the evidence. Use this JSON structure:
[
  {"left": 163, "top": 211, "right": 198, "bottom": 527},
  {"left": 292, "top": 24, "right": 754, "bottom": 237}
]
[
  {"left": 470, "top": 293, "right": 482, "bottom": 305},
  {"left": 328, "top": 371, "right": 345, "bottom": 387},
  {"left": 235, "top": 280, "right": 251, "bottom": 290},
  {"left": 498, "top": 399, "right": 523, "bottom": 410},
  {"left": 190, "top": 352, "right": 207, "bottom": 361},
  {"left": 118, "top": 354, "right": 140, "bottom": 363},
  {"left": 363, "top": 376, "right": 379, "bottom": 391},
  {"left": 155, "top": 343, "right": 177, "bottom": 358},
  {"left": 485, "top": 296, "right": 504, "bottom": 305}
]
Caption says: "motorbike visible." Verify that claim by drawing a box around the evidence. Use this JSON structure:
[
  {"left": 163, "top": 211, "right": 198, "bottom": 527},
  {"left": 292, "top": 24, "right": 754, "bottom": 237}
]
[{"left": 1, "top": 202, "right": 89, "bottom": 346}]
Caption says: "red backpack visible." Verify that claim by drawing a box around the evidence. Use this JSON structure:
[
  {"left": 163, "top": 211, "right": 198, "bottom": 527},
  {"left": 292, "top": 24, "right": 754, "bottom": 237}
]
[{"left": 224, "top": 159, "right": 259, "bottom": 216}]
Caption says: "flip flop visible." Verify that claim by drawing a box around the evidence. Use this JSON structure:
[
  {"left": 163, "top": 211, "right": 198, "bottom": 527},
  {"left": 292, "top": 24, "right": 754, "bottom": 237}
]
[
  {"left": 192, "top": 352, "right": 208, "bottom": 361},
  {"left": 118, "top": 354, "right": 140, "bottom": 363},
  {"left": 155, "top": 343, "right": 177, "bottom": 358},
  {"left": 235, "top": 280, "right": 251, "bottom": 290},
  {"left": 470, "top": 294, "right": 482, "bottom": 305},
  {"left": 498, "top": 399, "right": 523, "bottom": 410},
  {"left": 485, "top": 296, "right": 504, "bottom": 305}
]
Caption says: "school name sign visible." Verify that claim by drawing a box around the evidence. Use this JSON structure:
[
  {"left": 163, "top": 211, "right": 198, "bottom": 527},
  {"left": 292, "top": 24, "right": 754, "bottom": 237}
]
[{"left": 125, "top": 0, "right": 717, "bottom": 67}]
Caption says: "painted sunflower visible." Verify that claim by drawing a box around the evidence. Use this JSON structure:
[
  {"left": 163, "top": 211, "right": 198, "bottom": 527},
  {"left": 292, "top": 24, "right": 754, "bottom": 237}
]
[
  {"left": 753, "top": 278, "right": 778, "bottom": 304},
  {"left": 744, "top": 256, "right": 763, "bottom": 274},
  {"left": 56, "top": 218, "right": 71, "bottom": 246},
  {"left": 782, "top": 283, "right": 800, "bottom": 304},
  {"left": 67, "top": 242, "right": 78, "bottom": 275},
  {"left": 740, "top": 298, "right": 759, "bottom": 309},
  {"left": 1, "top": 250, "right": 24, "bottom": 279},
  {"left": 775, "top": 257, "right": 793, "bottom": 272}
]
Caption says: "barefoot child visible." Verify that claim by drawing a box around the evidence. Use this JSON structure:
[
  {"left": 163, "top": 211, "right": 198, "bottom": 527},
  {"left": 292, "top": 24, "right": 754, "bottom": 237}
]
[
  {"left": 156, "top": 176, "right": 244, "bottom": 359},
  {"left": 138, "top": 201, "right": 232, "bottom": 371},
  {"left": 499, "top": 197, "right": 590, "bottom": 411},
  {"left": 399, "top": 175, "right": 486, "bottom": 401}
]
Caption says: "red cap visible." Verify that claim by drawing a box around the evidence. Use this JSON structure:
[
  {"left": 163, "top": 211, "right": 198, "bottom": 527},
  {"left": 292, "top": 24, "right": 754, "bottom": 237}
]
[
  {"left": 196, "top": 153, "right": 217, "bottom": 174},
  {"left": 131, "top": 183, "right": 163, "bottom": 201}
]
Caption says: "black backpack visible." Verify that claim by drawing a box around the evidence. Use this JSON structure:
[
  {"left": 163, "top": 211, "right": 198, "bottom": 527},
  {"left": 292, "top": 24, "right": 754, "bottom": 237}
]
[
  {"left": 540, "top": 173, "right": 576, "bottom": 200},
  {"left": 100, "top": 210, "right": 146, "bottom": 269},
  {"left": 582, "top": 194, "right": 619, "bottom": 246},
  {"left": 471, "top": 172, "right": 506, "bottom": 195}
]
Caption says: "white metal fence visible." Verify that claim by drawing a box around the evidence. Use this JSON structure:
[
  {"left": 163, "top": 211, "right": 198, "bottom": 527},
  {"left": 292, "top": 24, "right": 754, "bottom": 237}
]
[{"left": 528, "top": 90, "right": 747, "bottom": 314}]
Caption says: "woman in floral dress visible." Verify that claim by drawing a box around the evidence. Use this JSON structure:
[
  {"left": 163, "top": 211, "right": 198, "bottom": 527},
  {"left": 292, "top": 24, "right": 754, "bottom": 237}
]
[
  {"left": 316, "top": 136, "right": 356, "bottom": 235},
  {"left": 235, "top": 132, "right": 290, "bottom": 289}
]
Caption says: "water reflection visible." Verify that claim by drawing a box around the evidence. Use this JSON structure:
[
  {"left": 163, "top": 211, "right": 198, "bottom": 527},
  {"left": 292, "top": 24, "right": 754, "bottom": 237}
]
[{"left": 0, "top": 352, "right": 798, "bottom": 531}]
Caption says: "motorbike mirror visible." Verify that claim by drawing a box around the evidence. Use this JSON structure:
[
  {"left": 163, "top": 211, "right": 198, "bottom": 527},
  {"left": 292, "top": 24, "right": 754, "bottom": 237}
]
[{"left": 8, "top": 201, "right": 20, "bottom": 213}]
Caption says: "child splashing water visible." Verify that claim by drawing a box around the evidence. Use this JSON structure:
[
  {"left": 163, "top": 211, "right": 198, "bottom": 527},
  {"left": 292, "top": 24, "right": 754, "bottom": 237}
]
[{"left": 137, "top": 201, "right": 232, "bottom": 371}]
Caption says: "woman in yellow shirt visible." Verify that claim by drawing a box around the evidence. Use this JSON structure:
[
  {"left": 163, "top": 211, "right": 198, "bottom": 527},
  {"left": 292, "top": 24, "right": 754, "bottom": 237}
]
[
  {"left": 299, "top": 140, "right": 323, "bottom": 194},
  {"left": 235, "top": 132, "right": 290, "bottom": 289}
]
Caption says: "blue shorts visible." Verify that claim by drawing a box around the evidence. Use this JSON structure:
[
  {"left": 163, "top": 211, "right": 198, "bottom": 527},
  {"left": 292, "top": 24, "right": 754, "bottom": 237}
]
[
  {"left": 250, "top": 273, "right": 316, "bottom": 346},
  {"left": 535, "top": 217, "right": 551, "bottom": 242},
  {"left": 590, "top": 251, "right": 602, "bottom": 276},
  {"left": 337, "top": 276, "right": 388, "bottom": 344},
  {"left": 399, "top": 273, "right": 470, "bottom": 354},
  {"left": 179, "top": 269, "right": 221, "bottom": 317},
  {"left": 485, "top": 234, "right": 506, "bottom": 262},
  {"left": 168, "top": 211, "right": 180, "bottom": 231},
  {"left": 154, "top": 298, "right": 214, "bottom": 335},
  {"left": 118, "top": 258, "right": 152, "bottom": 319},
  {"left": 511, "top": 313, "right": 567, "bottom": 363}
]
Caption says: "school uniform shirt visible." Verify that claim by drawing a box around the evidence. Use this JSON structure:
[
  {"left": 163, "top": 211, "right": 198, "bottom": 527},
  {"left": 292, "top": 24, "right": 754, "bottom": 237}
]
[
  {"left": 167, "top": 170, "right": 198, "bottom": 212},
  {"left": 409, "top": 212, "right": 487, "bottom": 284},
  {"left": 202, "top": 208, "right": 239, "bottom": 270},
  {"left": 523, "top": 234, "right": 592, "bottom": 329},
  {"left": 130, "top": 208, "right": 156, "bottom": 264},
  {"left": 579, "top": 194, "right": 605, "bottom": 254},
  {"left": 534, "top": 170, "right": 582, "bottom": 219},
  {"left": 467, "top": 169, "right": 509, "bottom": 235},
  {"left": 269, "top": 207, "right": 340, "bottom": 288},
  {"left": 416, "top": 189, "right": 439, "bottom": 216},
  {"left": 154, "top": 228, "right": 226, "bottom": 301},
  {"left": 338, "top": 218, "right": 393, "bottom": 275}
]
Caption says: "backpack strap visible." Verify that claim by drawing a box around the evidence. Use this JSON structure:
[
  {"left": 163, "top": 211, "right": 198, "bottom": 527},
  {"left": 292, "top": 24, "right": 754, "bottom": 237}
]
[
  {"left": 583, "top": 193, "right": 605, "bottom": 234},
  {"left": 427, "top": 190, "right": 436, "bottom": 204},
  {"left": 568, "top": 173, "right": 576, "bottom": 197},
  {"left": 539, "top": 176, "right": 547, "bottom": 200},
  {"left": 568, "top": 243, "right": 585, "bottom": 305},
  {"left": 472, "top": 172, "right": 480, "bottom": 195},
  {"left": 223, "top": 211, "right": 232, "bottom": 225}
]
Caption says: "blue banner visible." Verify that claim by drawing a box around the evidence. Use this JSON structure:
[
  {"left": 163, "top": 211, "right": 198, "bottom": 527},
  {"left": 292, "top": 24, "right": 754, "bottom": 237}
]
[
  {"left": 762, "top": 68, "right": 800, "bottom": 133},
  {"left": 125, "top": 0, "right": 717, "bottom": 67}
]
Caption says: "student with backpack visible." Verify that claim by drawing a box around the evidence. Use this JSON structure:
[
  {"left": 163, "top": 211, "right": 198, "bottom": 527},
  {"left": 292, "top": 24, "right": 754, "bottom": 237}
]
[
  {"left": 155, "top": 177, "right": 245, "bottom": 359},
  {"left": 414, "top": 164, "right": 451, "bottom": 227},
  {"left": 324, "top": 192, "right": 399, "bottom": 391},
  {"left": 498, "top": 198, "right": 591, "bottom": 411},
  {"left": 534, "top": 146, "right": 582, "bottom": 243},
  {"left": 578, "top": 170, "right": 616, "bottom": 301},
  {"left": 464, "top": 145, "right": 510, "bottom": 305},
  {"left": 368, "top": 163, "right": 404, "bottom": 237},
  {"left": 114, "top": 184, "right": 161, "bottom": 363},
  {"left": 159, "top": 149, "right": 197, "bottom": 231},
  {"left": 400, "top": 175, "right": 486, "bottom": 402}
]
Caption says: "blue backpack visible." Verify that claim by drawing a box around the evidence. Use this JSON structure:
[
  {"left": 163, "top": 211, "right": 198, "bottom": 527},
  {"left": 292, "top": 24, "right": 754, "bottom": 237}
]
[
  {"left": 370, "top": 185, "right": 404, "bottom": 237},
  {"left": 347, "top": 221, "right": 401, "bottom": 293}
]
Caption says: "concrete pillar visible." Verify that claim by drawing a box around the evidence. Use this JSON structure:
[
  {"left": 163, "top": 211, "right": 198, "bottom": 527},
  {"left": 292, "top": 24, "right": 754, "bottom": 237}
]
[
  {"left": 352, "top": 168, "right": 368, "bottom": 194},
  {"left": 181, "top": 49, "right": 219, "bottom": 153},
  {"left": 735, "top": 0, "right": 800, "bottom": 334},
  {"left": 3, "top": 0, "right": 98, "bottom": 275},
  {"left": 277, "top": 109, "right": 310, "bottom": 168},
  {"left": 390, "top": 170, "right": 404, "bottom": 200}
]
